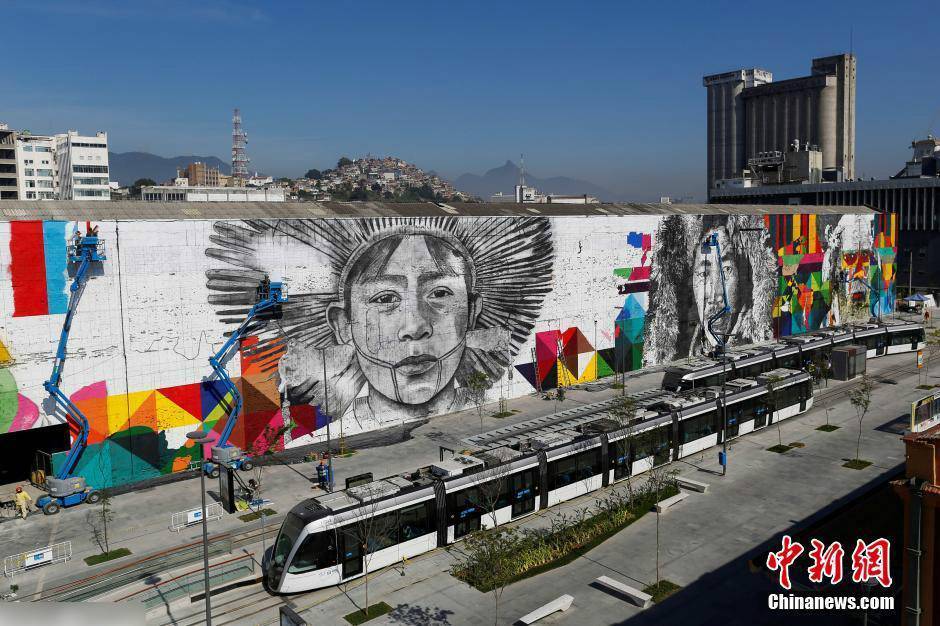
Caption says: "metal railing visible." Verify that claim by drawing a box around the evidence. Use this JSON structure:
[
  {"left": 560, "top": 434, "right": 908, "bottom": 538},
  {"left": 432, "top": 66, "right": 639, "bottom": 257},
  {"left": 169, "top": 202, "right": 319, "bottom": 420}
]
[
  {"left": 4, "top": 541, "right": 71, "bottom": 577},
  {"left": 170, "top": 502, "right": 223, "bottom": 532}
]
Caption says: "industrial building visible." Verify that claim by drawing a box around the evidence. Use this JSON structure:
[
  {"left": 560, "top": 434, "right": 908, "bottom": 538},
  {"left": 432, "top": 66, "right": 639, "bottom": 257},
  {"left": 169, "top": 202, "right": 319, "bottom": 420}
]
[
  {"left": 0, "top": 201, "right": 895, "bottom": 491},
  {"left": 711, "top": 137, "right": 940, "bottom": 292},
  {"left": 704, "top": 54, "right": 856, "bottom": 190},
  {"left": 141, "top": 185, "right": 286, "bottom": 202}
]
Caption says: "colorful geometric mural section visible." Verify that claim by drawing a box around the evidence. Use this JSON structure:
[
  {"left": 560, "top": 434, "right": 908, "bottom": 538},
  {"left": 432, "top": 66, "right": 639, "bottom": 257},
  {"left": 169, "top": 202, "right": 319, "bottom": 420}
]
[
  {"left": 0, "top": 339, "right": 40, "bottom": 434},
  {"left": 49, "top": 337, "right": 331, "bottom": 489},
  {"left": 614, "top": 230, "right": 651, "bottom": 371},
  {"left": 9, "top": 220, "right": 69, "bottom": 317},
  {"left": 871, "top": 212, "right": 897, "bottom": 317},
  {"left": 515, "top": 327, "right": 615, "bottom": 391},
  {"left": 766, "top": 214, "right": 833, "bottom": 337}
]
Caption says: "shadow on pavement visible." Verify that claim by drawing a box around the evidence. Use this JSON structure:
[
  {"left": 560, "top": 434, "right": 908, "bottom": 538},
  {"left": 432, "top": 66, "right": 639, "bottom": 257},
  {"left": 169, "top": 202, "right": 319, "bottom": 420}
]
[{"left": 618, "top": 466, "right": 904, "bottom": 626}]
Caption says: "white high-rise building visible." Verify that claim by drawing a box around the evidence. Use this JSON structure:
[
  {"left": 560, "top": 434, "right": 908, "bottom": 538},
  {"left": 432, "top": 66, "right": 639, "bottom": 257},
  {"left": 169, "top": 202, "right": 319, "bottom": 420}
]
[
  {"left": 15, "top": 134, "right": 58, "bottom": 200},
  {"left": 55, "top": 130, "right": 110, "bottom": 200}
]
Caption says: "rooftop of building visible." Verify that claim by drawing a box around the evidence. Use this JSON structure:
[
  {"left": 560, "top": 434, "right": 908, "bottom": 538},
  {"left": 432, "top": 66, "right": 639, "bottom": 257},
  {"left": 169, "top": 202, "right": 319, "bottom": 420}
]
[
  {"left": 710, "top": 176, "right": 940, "bottom": 197},
  {"left": 0, "top": 201, "right": 874, "bottom": 221}
]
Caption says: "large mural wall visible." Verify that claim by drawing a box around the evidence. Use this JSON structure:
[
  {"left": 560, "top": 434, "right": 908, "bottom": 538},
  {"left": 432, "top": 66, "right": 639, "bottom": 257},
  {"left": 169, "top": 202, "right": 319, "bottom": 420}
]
[{"left": 0, "top": 212, "right": 896, "bottom": 488}]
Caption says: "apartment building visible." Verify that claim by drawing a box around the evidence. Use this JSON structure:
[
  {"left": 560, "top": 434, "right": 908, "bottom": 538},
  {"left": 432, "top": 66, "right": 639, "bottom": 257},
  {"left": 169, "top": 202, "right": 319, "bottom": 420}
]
[
  {"left": 55, "top": 130, "right": 110, "bottom": 200},
  {"left": 0, "top": 124, "right": 18, "bottom": 200},
  {"left": 16, "top": 133, "right": 57, "bottom": 200}
]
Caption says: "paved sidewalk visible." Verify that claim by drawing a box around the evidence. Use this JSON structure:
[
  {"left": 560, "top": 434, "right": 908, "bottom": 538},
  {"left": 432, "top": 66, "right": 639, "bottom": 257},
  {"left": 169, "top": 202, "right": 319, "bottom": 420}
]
[
  {"left": 279, "top": 353, "right": 929, "bottom": 626},
  {"left": 0, "top": 368, "right": 661, "bottom": 600}
]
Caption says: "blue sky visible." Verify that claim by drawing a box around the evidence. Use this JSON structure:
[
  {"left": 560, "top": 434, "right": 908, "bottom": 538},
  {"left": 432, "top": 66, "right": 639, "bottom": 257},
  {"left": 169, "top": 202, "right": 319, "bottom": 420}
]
[{"left": 6, "top": 0, "right": 939, "bottom": 200}]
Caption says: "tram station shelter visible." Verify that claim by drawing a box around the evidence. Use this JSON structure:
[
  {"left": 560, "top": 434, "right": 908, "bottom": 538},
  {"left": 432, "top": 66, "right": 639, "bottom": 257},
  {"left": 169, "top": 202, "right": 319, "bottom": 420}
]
[{"left": 0, "top": 201, "right": 898, "bottom": 489}]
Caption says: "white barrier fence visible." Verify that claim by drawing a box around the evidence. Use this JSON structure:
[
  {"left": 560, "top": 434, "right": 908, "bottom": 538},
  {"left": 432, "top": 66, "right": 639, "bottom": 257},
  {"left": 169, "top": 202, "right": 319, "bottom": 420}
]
[
  {"left": 4, "top": 541, "right": 72, "bottom": 577},
  {"left": 170, "top": 502, "right": 223, "bottom": 532}
]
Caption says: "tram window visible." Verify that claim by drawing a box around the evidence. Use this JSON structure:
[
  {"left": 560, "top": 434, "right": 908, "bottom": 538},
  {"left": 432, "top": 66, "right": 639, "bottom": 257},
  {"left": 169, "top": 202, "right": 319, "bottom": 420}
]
[
  {"left": 734, "top": 363, "right": 764, "bottom": 379},
  {"left": 633, "top": 426, "right": 671, "bottom": 466},
  {"left": 753, "top": 397, "right": 769, "bottom": 428},
  {"left": 399, "top": 501, "right": 434, "bottom": 541},
  {"left": 365, "top": 510, "right": 399, "bottom": 553},
  {"left": 549, "top": 449, "right": 601, "bottom": 489},
  {"left": 273, "top": 513, "right": 305, "bottom": 569},
  {"left": 777, "top": 354, "right": 800, "bottom": 370},
  {"left": 447, "top": 487, "right": 480, "bottom": 523},
  {"left": 916, "top": 329, "right": 925, "bottom": 343},
  {"left": 801, "top": 381, "right": 813, "bottom": 400},
  {"left": 288, "top": 530, "right": 337, "bottom": 573},
  {"left": 679, "top": 411, "right": 717, "bottom": 443},
  {"left": 891, "top": 331, "right": 914, "bottom": 346}
]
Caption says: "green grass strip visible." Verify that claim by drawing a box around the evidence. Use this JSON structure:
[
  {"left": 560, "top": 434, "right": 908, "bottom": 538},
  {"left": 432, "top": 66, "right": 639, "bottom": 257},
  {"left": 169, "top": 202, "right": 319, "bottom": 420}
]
[
  {"left": 643, "top": 579, "right": 681, "bottom": 603},
  {"left": 84, "top": 548, "right": 131, "bottom": 566},
  {"left": 344, "top": 601, "right": 393, "bottom": 625},
  {"left": 455, "top": 485, "right": 679, "bottom": 592}
]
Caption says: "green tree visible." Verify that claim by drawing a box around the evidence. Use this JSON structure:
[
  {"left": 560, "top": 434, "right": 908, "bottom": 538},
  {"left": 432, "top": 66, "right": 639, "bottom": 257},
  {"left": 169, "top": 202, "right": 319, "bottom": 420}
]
[
  {"left": 337, "top": 156, "right": 353, "bottom": 169},
  {"left": 608, "top": 395, "right": 639, "bottom": 429},
  {"left": 766, "top": 375, "right": 785, "bottom": 448},
  {"left": 449, "top": 527, "right": 519, "bottom": 625},
  {"left": 304, "top": 168, "right": 322, "bottom": 180},
  {"left": 129, "top": 178, "right": 156, "bottom": 198},
  {"left": 466, "top": 372, "right": 490, "bottom": 434},
  {"left": 849, "top": 375, "right": 874, "bottom": 463}
]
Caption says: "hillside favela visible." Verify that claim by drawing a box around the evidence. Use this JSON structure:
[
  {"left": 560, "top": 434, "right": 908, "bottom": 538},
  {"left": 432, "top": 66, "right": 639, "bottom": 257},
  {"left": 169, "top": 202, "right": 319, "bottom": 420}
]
[{"left": 0, "top": 3, "right": 938, "bottom": 626}]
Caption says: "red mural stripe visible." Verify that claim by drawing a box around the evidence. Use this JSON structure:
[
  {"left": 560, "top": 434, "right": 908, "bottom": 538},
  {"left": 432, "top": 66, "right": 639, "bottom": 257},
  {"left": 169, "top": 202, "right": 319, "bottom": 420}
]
[{"left": 10, "top": 221, "right": 49, "bottom": 317}]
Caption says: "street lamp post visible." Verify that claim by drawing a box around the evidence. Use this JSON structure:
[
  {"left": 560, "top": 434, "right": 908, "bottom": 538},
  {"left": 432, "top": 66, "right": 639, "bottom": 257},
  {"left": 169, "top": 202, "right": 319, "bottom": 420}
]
[
  {"left": 720, "top": 359, "right": 728, "bottom": 477},
  {"left": 187, "top": 430, "right": 216, "bottom": 626}
]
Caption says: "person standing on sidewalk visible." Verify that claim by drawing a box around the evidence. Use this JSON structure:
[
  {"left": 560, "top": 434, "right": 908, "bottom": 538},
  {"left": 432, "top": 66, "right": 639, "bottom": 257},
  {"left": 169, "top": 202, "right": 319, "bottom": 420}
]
[
  {"left": 316, "top": 461, "right": 328, "bottom": 490},
  {"left": 14, "top": 487, "right": 31, "bottom": 520}
]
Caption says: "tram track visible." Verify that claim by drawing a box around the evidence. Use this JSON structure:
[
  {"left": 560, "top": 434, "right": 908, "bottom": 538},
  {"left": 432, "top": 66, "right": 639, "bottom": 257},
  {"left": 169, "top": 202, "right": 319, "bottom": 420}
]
[{"left": 31, "top": 523, "right": 280, "bottom": 604}]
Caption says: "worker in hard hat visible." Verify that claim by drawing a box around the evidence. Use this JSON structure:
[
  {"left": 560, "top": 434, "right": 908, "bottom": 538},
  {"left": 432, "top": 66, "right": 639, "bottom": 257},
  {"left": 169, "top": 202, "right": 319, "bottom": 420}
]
[{"left": 14, "top": 487, "right": 32, "bottom": 520}]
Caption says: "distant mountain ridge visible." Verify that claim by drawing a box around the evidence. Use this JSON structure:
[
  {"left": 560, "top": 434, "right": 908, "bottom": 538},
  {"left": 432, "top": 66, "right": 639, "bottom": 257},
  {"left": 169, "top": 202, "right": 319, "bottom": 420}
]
[
  {"left": 455, "top": 160, "right": 613, "bottom": 201},
  {"left": 108, "top": 151, "right": 230, "bottom": 186}
]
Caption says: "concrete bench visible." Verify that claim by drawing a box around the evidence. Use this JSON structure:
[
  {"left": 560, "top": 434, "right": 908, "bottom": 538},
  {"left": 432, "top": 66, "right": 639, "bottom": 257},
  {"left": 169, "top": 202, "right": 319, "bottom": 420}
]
[
  {"left": 518, "top": 594, "right": 574, "bottom": 624},
  {"left": 654, "top": 491, "right": 688, "bottom": 514},
  {"left": 595, "top": 576, "right": 652, "bottom": 609},
  {"left": 676, "top": 476, "right": 709, "bottom": 493}
]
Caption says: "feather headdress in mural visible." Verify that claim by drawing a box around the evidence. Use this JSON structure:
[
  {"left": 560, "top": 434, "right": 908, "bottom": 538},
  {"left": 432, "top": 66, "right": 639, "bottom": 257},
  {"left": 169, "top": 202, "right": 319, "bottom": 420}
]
[{"left": 205, "top": 217, "right": 554, "bottom": 417}]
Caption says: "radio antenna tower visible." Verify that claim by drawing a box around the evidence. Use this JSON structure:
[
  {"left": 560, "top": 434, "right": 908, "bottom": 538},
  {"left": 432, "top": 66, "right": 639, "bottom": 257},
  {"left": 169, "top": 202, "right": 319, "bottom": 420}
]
[{"left": 231, "top": 108, "right": 250, "bottom": 181}]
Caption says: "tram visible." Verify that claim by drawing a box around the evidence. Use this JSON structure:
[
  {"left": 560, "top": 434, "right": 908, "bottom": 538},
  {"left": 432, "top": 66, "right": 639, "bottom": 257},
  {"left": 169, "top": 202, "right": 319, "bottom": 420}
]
[
  {"left": 661, "top": 321, "right": 925, "bottom": 392},
  {"left": 267, "top": 368, "right": 813, "bottom": 593}
]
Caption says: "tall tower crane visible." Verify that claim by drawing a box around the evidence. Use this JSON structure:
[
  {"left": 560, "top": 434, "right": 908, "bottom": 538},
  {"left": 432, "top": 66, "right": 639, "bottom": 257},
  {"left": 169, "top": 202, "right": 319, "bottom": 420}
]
[
  {"left": 202, "top": 277, "right": 287, "bottom": 478},
  {"left": 37, "top": 227, "right": 106, "bottom": 515}
]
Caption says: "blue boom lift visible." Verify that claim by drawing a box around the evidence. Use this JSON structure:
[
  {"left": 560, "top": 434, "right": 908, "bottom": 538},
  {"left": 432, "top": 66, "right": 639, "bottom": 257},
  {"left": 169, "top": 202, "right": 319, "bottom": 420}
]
[
  {"left": 701, "top": 233, "right": 731, "bottom": 357},
  {"left": 203, "top": 277, "right": 287, "bottom": 478},
  {"left": 37, "top": 229, "right": 106, "bottom": 515}
]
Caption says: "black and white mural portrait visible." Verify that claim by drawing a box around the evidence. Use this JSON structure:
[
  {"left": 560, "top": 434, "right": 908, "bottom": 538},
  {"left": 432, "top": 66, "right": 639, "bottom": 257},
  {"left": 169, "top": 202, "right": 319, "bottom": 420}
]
[
  {"left": 644, "top": 214, "right": 777, "bottom": 362},
  {"left": 205, "top": 217, "right": 554, "bottom": 435}
]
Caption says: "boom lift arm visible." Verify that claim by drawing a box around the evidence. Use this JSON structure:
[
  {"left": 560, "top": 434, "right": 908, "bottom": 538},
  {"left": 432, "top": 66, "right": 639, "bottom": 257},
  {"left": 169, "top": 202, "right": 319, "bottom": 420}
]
[
  {"left": 203, "top": 278, "right": 287, "bottom": 476},
  {"left": 702, "top": 233, "right": 731, "bottom": 357},
  {"left": 37, "top": 229, "right": 106, "bottom": 514}
]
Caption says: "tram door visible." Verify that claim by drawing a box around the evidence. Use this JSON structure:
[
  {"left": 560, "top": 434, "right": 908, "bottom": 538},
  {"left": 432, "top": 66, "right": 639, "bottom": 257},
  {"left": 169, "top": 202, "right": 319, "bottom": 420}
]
[
  {"left": 339, "top": 527, "right": 363, "bottom": 579},
  {"left": 611, "top": 439, "right": 630, "bottom": 481},
  {"left": 876, "top": 335, "right": 886, "bottom": 357}
]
